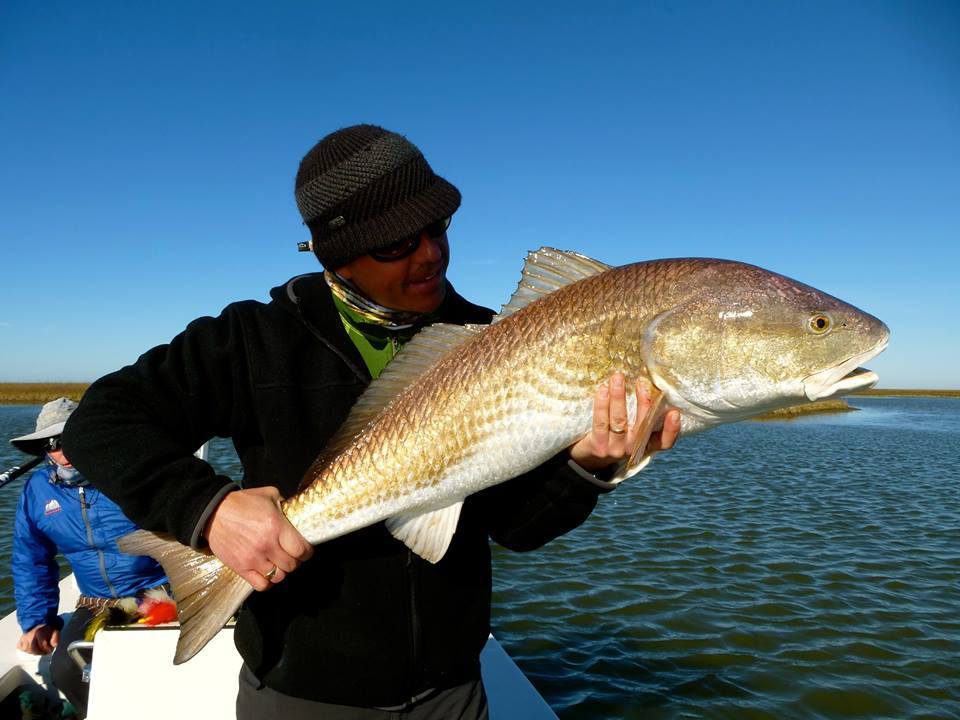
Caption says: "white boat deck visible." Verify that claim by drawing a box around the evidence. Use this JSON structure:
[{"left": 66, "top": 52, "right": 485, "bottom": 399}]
[
  {"left": 0, "top": 575, "right": 557, "bottom": 719},
  {"left": 0, "top": 574, "right": 80, "bottom": 711}
]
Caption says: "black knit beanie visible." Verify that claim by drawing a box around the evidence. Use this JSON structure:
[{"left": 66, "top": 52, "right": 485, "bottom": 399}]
[{"left": 295, "top": 124, "right": 461, "bottom": 269}]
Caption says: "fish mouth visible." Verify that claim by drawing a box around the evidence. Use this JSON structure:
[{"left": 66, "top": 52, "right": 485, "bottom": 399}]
[{"left": 802, "top": 337, "right": 889, "bottom": 401}]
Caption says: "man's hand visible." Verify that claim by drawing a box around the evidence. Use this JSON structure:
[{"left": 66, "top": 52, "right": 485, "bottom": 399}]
[
  {"left": 17, "top": 624, "right": 58, "bottom": 655},
  {"left": 204, "top": 486, "right": 314, "bottom": 592},
  {"left": 569, "top": 372, "right": 681, "bottom": 473}
]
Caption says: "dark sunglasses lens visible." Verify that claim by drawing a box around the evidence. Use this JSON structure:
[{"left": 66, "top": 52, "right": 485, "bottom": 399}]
[
  {"left": 370, "top": 217, "right": 451, "bottom": 262},
  {"left": 423, "top": 217, "right": 451, "bottom": 238},
  {"left": 46, "top": 436, "right": 62, "bottom": 451},
  {"left": 372, "top": 235, "right": 420, "bottom": 260}
]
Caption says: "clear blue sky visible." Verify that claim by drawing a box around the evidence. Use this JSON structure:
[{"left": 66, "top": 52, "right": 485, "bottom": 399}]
[{"left": 1, "top": 1, "right": 958, "bottom": 388}]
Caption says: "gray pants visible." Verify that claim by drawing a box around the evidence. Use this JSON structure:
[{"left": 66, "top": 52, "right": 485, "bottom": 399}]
[
  {"left": 50, "top": 606, "right": 96, "bottom": 719},
  {"left": 236, "top": 664, "right": 489, "bottom": 720}
]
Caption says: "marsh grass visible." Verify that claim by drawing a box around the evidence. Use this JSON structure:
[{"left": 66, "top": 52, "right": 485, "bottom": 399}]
[
  {"left": 754, "top": 399, "right": 855, "bottom": 419},
  {"left": 752, "top": 389, "right": 960, "bottom": 420},
  {"left": 856, "top": 388, "right": 960, "bottom": 397},
  {"left": 0, "top": 384, "right": 955, "bottom": 408},
  {"left": 0, "top": 383, "right": 88, "bottom": 404}
]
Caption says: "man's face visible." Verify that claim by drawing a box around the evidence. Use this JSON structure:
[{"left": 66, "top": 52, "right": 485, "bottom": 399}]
[
  {"left": 48, "top": 449, "right": 71, "bottom": 467},
  {"left": 336, "top": 230, "right": 450, "bottom": 314}
]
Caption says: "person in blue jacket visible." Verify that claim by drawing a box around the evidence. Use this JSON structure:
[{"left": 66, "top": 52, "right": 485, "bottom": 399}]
[{"left": 10, "top": 397, "right": 168, "bottom": 719}]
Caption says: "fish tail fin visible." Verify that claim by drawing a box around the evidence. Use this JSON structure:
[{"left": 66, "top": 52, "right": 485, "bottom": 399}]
[{"left": 117, "top": 529, "right": 253, "bottom": 664}]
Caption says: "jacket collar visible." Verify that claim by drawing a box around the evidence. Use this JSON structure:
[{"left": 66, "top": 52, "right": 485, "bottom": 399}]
[
  {"left": 269, "top": 273, "right": 493, "bottom": 382},
  {"left": 273, "top": 273, "right": 369, "bottom": 382}
]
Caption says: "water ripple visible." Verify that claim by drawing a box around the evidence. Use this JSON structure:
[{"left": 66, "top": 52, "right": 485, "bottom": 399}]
[{"left": 492, "top": 398, "right": 960, "bottom": 718}]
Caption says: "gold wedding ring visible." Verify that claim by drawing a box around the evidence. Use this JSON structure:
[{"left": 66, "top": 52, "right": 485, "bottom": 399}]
[
  {"left": 264, "top": 565, "right": 278, "bottom": 580},
  {"left": 610, "top": 426, "right": 627, "bottom": 434}
]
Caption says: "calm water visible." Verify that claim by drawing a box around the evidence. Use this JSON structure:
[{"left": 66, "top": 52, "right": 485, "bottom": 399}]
[{"left": 1, "top": 398, "right": 958, "bottom": 718}]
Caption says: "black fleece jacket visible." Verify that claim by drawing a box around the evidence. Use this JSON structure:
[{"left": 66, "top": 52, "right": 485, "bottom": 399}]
[{"left": 63, "top": 273, "right": 607, "bottom": 707}]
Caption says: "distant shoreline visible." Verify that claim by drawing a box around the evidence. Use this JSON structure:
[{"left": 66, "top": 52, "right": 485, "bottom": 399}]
[
  {"left": 0, "top": 383, "right": 89, "bottom": 404},
  {"left": 754, "top": 399, "right": 856, "bottom": 419},
  {"left": 0, "top": 382, "right": 960, "bottom": 404},
  {"left": 0, "top": 383, "right": 958, "bottom": 405},
  {"left": 853, "top": 388, "right": 960, "bottom": 398}
]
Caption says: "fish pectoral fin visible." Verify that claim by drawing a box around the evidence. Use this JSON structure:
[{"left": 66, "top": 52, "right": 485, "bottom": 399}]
[
  {"left": 385, "top": 500, "right": 465, "bottom": 564},
  {"left": 612, "top": 386, "right": 669, "bottom": 483},
  {"left": 605, "top": 455, "right": 654, "bottom": 485}
]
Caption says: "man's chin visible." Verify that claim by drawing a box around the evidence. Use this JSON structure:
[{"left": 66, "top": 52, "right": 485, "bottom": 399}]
[{"left": 404, "top": 278, "right": 446, "bottom": 313}]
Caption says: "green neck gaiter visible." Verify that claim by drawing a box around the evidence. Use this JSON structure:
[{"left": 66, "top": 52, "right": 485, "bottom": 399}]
[{"left": 331, "top": 293, "right": 426, "bottom": 379}]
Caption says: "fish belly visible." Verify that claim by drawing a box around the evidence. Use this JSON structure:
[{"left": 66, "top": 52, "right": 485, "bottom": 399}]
[{"left": 287, "top": 396, "right": 593, "bottom": 547}]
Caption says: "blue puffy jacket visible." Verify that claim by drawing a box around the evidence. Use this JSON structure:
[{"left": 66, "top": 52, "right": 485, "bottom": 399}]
[{"left": 13, "top": 457, "right": 168, "bottom": 633}]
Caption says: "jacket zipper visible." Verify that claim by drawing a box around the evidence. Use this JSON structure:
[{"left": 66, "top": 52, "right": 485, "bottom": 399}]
[
  {"left": 78, "top": 486, "right": 118, "bottom": 598},
  {"left": 406, "top": 549, "right": 421, "bottom": 696},
  {"left": 288, "top": 280, "right": 369, "bottom": 384}
]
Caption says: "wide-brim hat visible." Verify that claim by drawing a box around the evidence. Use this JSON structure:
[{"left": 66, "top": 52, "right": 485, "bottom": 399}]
[{"left": 10, "top": 397, "right": 78, "bottom": 455}]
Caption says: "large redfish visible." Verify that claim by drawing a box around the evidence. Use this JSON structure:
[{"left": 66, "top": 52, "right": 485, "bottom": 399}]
[{"left": 119, "top": 248, "right": 890, "bottom": 663}]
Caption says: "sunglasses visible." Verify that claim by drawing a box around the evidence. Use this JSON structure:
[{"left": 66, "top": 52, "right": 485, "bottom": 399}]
[
  {"left": 46, "top": 436, "right": 63, "bottom": 451},
  {"left": 369, "top": 217, "right": 451, "bottom": 262}
]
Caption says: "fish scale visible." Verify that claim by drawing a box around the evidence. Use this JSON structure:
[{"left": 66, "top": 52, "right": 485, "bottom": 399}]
[
  {"left": 284, "top": 262, "right": 706, "bottom": 546},
  {"left": 285, "top": 324, "right": 588, "bottom": 542},
  {"left": 117, "top": 249, "right": 889, "bottom": 664}
]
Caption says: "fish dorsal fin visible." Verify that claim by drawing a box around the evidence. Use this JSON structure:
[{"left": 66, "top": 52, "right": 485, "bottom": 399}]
[
  {"left": 386, "top": 500, "right": 464, "bottom": 563},
  {"left": 495, "top": 247, "right": 612, "bottom": 321},
  {"left": 312, "top": 324, "right": 484, "bottom": 470}
]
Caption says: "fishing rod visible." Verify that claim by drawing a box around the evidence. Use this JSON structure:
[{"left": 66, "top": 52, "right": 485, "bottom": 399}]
[{"left": 0, "top": 456, "right": 42, "bottom": 490}]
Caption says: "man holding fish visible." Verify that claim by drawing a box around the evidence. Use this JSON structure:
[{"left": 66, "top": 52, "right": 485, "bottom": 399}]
[{"left": 64, "top": 124, "right": 681, "bottom": 718}]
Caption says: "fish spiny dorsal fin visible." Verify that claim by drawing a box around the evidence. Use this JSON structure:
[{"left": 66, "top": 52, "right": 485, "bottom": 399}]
[
  {"left": 306, "top": 323, "right": 484, "bottom": 476},
  {"left": 495, "top": 247, "right": 612, "bottom": 322}
]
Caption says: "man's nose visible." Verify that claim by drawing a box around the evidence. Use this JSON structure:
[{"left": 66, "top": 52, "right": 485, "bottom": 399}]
[{"left": 413, "top": 231, "right": 444, "bottom": 262}]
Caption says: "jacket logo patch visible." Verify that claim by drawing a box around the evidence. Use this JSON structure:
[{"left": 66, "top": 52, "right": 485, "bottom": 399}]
[{"left": 44, "top": 499, "right": 61, "bottom": 516}]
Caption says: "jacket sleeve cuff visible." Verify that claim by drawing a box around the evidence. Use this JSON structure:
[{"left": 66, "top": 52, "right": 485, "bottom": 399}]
[
  {"left": 20, "top": 614, "right": 61, "bottom": 635},
  {"left": 566, "top": 459, "right": 619, "bottom": 493},
  {"left": 189, "top": 482, "right": 239, "bottom": 549}
]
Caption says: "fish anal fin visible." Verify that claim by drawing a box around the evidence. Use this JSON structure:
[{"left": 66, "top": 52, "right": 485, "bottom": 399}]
[
  {"left": 612, "top": 384, "right": 669, "bottom": 483},
  {"left": 385, "top": 500, "right": 464, "bottom": 564},
  {"left": 117, "top": 529, "right": 253, "bottom": 664}
]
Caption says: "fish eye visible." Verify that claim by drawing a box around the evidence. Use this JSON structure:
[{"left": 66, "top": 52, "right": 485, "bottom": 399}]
[{"left": 809, "top": 314, "right": 831, "bottom": 334}]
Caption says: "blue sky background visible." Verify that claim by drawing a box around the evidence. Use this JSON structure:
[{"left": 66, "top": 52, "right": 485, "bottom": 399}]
[{"left": 1, "top": 1, "right": 957, "bottom": 388}]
